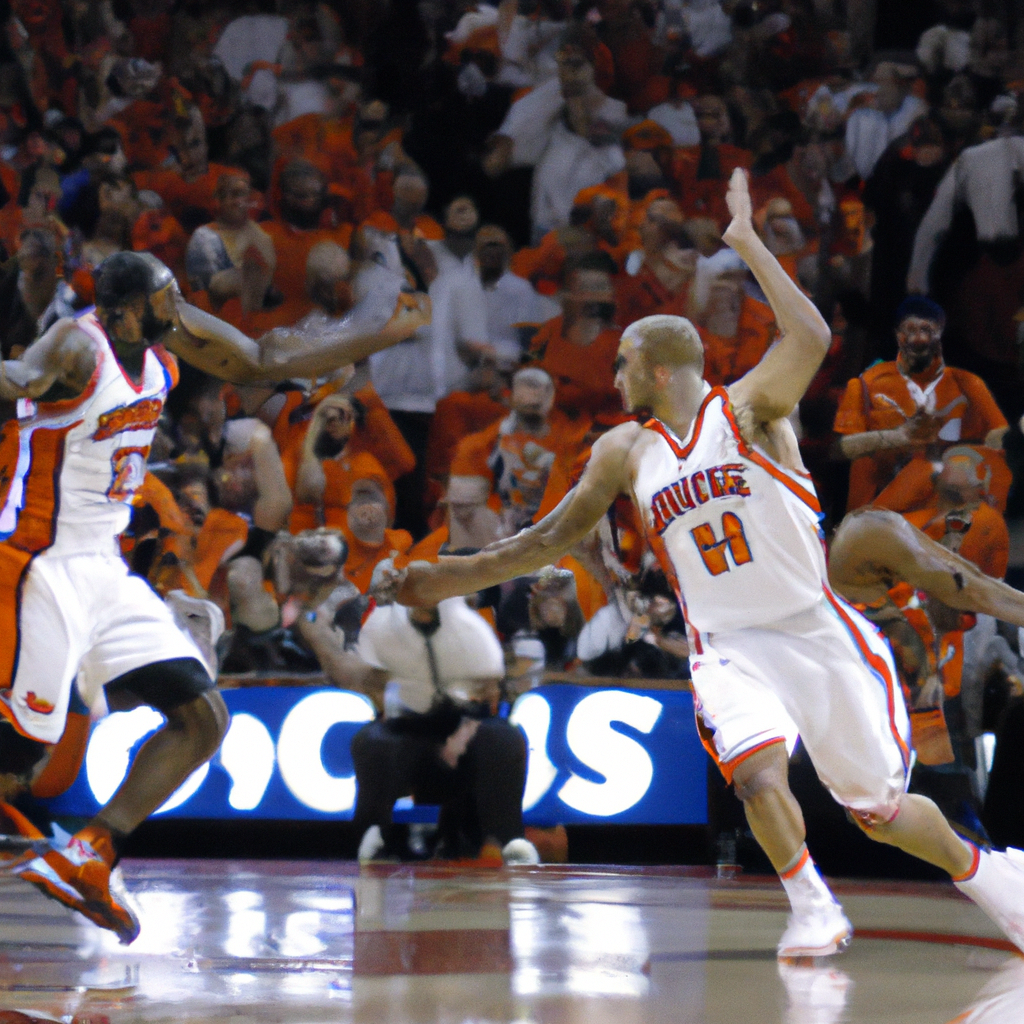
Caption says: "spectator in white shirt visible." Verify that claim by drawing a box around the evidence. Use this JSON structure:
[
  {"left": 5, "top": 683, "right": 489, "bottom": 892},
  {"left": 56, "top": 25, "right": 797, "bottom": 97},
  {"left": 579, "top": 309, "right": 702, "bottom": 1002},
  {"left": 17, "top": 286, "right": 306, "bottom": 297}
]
[
  {"left": 476, "top": 224, "right": 559, "bottom": 367},
  {"left": 907, "top": 133, "right": 1024, "bottom": 295},
  {"left": 845, "top": 62, "right": 928, "bottom": 180},
  {"left": 484, "top": 24, "right": 628, "bottom": 242}
]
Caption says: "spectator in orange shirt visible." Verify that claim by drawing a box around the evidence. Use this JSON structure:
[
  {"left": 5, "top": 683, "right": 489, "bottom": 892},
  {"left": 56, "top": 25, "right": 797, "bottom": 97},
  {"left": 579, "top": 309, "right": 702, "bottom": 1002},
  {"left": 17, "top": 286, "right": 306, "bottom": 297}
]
[
  {"left": 134, "top": 106, "right": 250, "bottom": 230},
  {"left": 879, "top": 448, "right": 1010, "bottom": 581},
  {"left": 450, "top": 367, "right": 591, "bottom": 534},
  {"left": 423, "top": 355, "right": 508, "bottom": 516},
  {"left": 340, "top": 478, "right": 414, "bottom": 594},
  {"left": 669, "top": 94, "right": 752, "bottom": 228},
  {"left": 409, "top": 474, "right": 505, "bottom": 562},
  {"left": 833, "top": 297, "right": 1007, "bottom": 512},
  {"left": 185, "top": 170, "right": 276, "bottom": 317},
  {"left": 511, "top": 186, "right": 628, "bottom": 294},
  {"left": 527, "top": 251, "right": 624, "bottom": 421},
  {"left": 882, "top": 447, "right": 1008, "bottom": 842},
  {"left": 614, "top": 197, "right": 696, "bottom": 327},
  {"left": 262, "top": 160, "right": 353, "bottom": 311},
  {"left": 359, "top": 168, "right": 444, "bottom": 242},
  {"left": 291, "top": 393, "right": 395, "bottom": 535},
  {"left": 690, "top": 248, "right": 777, "bottom": 386}
]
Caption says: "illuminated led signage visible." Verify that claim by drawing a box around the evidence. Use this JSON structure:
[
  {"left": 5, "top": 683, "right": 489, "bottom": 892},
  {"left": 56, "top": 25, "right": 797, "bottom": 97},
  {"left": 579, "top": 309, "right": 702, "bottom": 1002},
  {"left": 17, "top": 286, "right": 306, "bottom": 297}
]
[{"left": 46, "top": 686, "right": 706, "bottom": 826}]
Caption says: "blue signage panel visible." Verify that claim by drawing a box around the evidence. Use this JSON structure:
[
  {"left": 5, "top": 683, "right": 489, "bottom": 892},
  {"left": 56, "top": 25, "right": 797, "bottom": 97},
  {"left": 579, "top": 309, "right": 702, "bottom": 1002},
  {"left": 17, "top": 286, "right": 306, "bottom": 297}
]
[{"left": 43, "top": 685, "right": 707, "bottom": 826}]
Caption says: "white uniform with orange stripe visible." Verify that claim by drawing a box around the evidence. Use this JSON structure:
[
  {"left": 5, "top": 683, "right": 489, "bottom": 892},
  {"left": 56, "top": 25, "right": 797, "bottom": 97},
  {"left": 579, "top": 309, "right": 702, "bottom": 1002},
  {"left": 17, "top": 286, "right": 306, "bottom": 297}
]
[
  {"left": 0, "top": 313, "right": 204, "bottom": 743},
  {"left": 633, "top": 384, "right": 911, "bottom": 822}
]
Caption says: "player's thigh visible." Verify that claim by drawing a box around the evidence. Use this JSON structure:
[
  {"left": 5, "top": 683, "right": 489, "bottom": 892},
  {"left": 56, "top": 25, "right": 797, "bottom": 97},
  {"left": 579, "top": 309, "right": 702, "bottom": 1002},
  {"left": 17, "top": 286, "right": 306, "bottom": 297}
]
[
  {"left": 3, "top": 551, "right": 88, "bottom": 744},
  {"left": 78, "top": 565, "right": 211, "bottom": 710},
  {"left": 768, "top": 597, "right": 911, "bottom": 820},
  {"left": 689, "top": 639, "right": 799, "bottom": 785}
]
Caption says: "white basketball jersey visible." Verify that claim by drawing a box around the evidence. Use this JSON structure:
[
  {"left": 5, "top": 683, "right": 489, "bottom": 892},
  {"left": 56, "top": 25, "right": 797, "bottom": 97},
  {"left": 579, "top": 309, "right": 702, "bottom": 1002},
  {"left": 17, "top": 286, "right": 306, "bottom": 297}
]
[
  {"left": 0, "top": 313, "right": 177, "bottom": 555},
  {"left": 632, "top": 385, "right": 827, "bottom": 635}
]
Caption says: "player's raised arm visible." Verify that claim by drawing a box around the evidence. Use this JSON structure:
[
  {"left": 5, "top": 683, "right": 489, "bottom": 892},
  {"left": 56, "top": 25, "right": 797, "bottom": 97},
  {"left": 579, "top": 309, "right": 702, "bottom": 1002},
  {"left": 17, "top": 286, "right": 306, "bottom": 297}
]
[
  {"left": 722, "top": 169, "right": 831, "bottom": 422},
  {"left": 164, "top": 289, "right": 431, "bottom": 384},
  {"left": 382, "top": 423, "right": 640, "bottom": 607}
]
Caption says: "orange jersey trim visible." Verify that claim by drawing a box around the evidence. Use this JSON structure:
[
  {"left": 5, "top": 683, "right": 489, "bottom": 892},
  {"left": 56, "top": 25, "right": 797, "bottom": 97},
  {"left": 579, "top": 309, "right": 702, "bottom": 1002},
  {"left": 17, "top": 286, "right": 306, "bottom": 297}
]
[
  {"left": 823, "top": 587, "right": 912, "bottom": 773},
  {"left": 720, "top": 396, "right": 822, "bottom": 513},
  {"left": 643, "top": 386, "right": 726, "bottom": 461}
]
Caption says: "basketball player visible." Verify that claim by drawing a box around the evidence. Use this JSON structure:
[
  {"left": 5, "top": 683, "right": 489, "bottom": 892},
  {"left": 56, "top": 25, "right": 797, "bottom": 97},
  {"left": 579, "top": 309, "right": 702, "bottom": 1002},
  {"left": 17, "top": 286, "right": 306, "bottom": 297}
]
[
  {"left": 374, "top": 170, "right": 1024, "bottom": 959},
  {"left": 0, "top": 251, "right": 429, "bottom": 942}
]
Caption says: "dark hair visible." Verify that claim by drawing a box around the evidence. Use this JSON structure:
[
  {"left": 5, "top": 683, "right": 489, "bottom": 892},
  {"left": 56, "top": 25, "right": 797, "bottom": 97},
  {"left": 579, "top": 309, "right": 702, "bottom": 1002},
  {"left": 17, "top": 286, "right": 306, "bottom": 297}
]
[
  {"left": 279, "top": 159, "right": 327, "bottom": 192},
  {"left": 895, "top": 296, "right": 945, "bottom": 328},
  {"left": 563, "top": 250, "right": 618, "bottom": 281},
  {"left": 94, "top": 251, "right": 173, "bottom": 308}
]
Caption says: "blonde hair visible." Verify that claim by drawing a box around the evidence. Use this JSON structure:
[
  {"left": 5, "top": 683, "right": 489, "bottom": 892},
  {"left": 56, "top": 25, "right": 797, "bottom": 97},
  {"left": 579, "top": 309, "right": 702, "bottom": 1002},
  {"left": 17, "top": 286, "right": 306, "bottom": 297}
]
[{"left": 625, "top": 314, "right": 704, "bottom": 372}]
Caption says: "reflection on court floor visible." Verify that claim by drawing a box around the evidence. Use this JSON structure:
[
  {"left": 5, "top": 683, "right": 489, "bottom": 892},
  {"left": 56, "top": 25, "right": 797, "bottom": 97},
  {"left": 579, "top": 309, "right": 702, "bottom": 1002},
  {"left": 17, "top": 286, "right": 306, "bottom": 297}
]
[{"left": 0, "top": 860, "right": 1019, "bottom": 1022}]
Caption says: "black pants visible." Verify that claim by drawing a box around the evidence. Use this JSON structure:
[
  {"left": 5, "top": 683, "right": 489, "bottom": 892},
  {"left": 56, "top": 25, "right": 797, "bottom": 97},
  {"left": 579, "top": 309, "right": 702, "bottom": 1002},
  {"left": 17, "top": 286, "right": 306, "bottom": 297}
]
[
  {"left": 350, "top": 716, "right": 527, "bottom": 855},
  {"left": 388, "top": 409, "right": 433, "bottom": 540}
]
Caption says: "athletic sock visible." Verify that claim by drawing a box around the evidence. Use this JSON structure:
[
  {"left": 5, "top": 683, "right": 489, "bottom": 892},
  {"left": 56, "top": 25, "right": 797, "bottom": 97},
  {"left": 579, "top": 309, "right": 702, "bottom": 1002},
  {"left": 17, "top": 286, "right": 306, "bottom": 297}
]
[
  {"left": 952, "top": 840, "right": 982, "bottom": 884},
  {"left": 74, "top": 823, "right": 126, "bottom": 868},
  {"left": 779, "top": 846, "right": 836, "bottom": 914}
]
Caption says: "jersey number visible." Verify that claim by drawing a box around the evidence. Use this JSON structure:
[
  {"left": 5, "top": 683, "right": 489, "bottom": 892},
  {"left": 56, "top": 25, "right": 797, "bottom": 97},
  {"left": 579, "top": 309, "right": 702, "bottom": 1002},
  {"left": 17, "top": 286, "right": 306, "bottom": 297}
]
[
  {"left": 690, "top": 512, "right": 753, "bottom": 576},
  {"left": 108, "top": 446, "right": 149, "bottom": 502}
]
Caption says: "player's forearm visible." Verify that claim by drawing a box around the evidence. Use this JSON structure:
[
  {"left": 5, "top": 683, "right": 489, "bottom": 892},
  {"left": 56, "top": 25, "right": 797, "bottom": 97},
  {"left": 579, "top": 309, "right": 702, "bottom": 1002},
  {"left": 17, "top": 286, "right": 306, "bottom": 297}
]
[
  {"left": 727, "top": 229, "right": 830, "bottom": 352},
  {"left": 258, "top": 322, "right": 411, "bottom": 381},
  {"left": 946, "top": 568, "right": 1024, "bottom": 627},
  {"left": 401, "top": 515, "right": 580, "bottom": 606}
]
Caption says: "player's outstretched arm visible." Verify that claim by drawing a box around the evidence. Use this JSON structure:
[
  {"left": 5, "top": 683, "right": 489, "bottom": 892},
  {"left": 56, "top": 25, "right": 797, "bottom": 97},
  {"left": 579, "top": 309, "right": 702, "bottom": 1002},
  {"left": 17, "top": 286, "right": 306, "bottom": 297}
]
[
  {"left": 164, "top": 291, "right": 431, "bottom": 384},
  {"left": 721, "top": 169, "right": 831, "bottom": 422},
  {"left": 831, "top": 508, "right": 1024, "bottom": 626},
  {"left": 0, "top": 320, "right": 96, "bottom": 407},
  {"left": 386, "top": 423, "right": 639, "bottom": 607}
]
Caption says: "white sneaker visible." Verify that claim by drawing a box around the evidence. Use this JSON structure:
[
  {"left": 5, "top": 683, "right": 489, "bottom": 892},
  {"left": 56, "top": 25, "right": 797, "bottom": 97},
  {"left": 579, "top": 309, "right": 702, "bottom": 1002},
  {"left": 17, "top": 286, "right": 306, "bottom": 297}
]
[
  {"left": 777, "top": 901, "right": 853, "bottom": 959},
  {"left": 357, "top": 825, "right": 386, "bottom": 864},
  {"left": 502, "top": 838, "right": 540, "bottom": 866},
  {"left": 955, "top": 847, "right": 1024, "bottom": 953},
  {"left": 166, "top": 590, "right": 225, "bottom": 677},
  {"left": 777, "top": 960, "right": 852, "bottom": 1024}
]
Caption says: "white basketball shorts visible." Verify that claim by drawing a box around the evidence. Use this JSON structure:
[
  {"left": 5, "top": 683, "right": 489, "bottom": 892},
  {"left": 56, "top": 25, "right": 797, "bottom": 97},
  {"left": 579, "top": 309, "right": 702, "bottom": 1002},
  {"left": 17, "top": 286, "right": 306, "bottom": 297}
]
[
  {"left": 689, "top": 589, "right": 912, "bottom": 822},
  {"left": 1, "top": 547, "right": 205, "bottom": 743}
]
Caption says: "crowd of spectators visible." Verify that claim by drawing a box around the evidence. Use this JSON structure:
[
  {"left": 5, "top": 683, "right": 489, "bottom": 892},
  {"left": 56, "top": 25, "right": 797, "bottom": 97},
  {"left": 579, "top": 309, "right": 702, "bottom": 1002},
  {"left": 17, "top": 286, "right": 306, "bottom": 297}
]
[{"left": 5, "top": 0, "right": 1024, "bottom": 855}]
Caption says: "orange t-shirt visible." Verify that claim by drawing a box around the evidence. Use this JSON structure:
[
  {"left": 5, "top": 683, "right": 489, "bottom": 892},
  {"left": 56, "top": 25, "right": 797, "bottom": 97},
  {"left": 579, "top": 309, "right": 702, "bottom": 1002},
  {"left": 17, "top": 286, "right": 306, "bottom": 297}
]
[
  {"left": 873, "top": 449, "right": 1012, "bottom": 515},
  {"left": 614, "top": 263, "right": 690, "bottom": 328},
  {"left": 359, "top": 210, "right": 444, "bottom": 241},
  {"left": 669, "top": 143, "right": 752, "bottom": 227},
  {"left": 192, "top": 508, "right": 250, "bottom": 592},
  {"left": 286, "top": 450, "right": 393, "bottom": 534},
  {"left": 425, "top": 390, "right": 507, "bottom": 486},
  {"left": 134, "top": 164, "right": 263, "bottom": 226},
  {"left": 340, "top": 525, "right": 414, "bottom": 593},
  {"left": 450, "top": 411, "right": 592, "bottom": 525},
  {"left": 261, "top": 220, "right": 354, "bottom": 306},
  {"left": 834, "top": 362, "right": 1007, "bottom": 511},
  {"left": 698, "top": 295, "right": 777, "bottom": 387},
  {"left": 527, "top": 316, "right": 624, "bottom": 421}
]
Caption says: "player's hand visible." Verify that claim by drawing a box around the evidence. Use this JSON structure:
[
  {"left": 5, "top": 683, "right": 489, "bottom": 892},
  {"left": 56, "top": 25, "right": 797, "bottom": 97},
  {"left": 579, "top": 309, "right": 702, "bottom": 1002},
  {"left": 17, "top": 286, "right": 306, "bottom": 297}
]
[
  {"left": 369, "top": 557, "right": 407, "bottom": 605},
  {"left": 383, "top": 292, "right": 432, "bottom": 345},
  {"left": 723, "top": 168, "right": 756, "bottom": 249}
]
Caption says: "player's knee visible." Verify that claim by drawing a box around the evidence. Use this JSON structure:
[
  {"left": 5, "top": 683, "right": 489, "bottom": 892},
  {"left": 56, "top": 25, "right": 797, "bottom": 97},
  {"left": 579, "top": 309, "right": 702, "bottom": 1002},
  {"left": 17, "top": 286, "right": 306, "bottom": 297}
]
[
  {"left": 0, "top": 720, "right": 48, "bottom": 777},
  {"left": 732, "top": 760, "right": 789, "bottom": 804},
  {"left": 847, "top": 795, "right": 903, "bottom": 838},
  {"left": 167, "top": 690, "right": 229, "bottom": 760}
]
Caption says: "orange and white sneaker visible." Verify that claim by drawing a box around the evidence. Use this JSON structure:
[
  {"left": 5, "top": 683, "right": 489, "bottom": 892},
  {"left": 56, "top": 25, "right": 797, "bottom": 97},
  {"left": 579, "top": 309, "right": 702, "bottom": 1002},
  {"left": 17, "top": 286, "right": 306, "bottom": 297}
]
[
  {"left": 7, "top": 826, "right": 140, "bottom": 944},
  {"left": 777, "top": 901, "right": 853, "bottom": 959}
]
